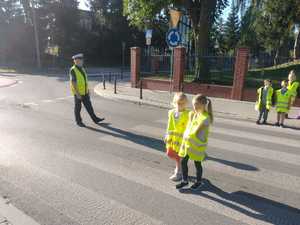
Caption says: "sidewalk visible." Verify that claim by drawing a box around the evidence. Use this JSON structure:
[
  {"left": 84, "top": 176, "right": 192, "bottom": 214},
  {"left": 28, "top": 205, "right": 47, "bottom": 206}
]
[
  {"left": 94, "top": 82, "right": 300, "bottom": 128},
  {"left": 0, "top": 77, "right": 17, "bottom": 88}
]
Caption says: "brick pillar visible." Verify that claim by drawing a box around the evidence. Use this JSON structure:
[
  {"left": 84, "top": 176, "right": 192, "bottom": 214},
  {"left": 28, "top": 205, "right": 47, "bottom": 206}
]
[
  {"left": 130, "top": 47, "right": 141, "bottom": 88},
  {"left": 173, "top": 47, "right": 186, "bottom": 92},
  {"left": 231, "top": 47, "right": 250, "bottom": 100}
]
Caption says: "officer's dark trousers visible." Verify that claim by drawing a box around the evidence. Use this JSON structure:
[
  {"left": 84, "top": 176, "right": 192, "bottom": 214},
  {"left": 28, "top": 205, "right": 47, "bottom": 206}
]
[
  {"left": 181, "top": 155, "right": 203, "bottom": 183},
  {"left": 74, "top": 94, "right": 98, "bottom": 124}
]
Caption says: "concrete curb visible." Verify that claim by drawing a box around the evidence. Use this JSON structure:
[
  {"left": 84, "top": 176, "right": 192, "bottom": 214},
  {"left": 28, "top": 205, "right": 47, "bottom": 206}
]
[{"left": 93, "top": 84, "right": 263, "bottom": 121}]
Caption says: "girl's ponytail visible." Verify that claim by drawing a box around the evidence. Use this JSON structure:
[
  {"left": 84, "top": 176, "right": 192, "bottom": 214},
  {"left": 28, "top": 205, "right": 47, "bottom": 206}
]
[{"left": 207, "top": 98, "right": 213, "bottom": 124}]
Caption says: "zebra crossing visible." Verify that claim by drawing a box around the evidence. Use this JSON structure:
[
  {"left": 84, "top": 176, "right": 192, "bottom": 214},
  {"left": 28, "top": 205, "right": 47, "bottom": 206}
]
[
  {"left": 93, "top": 116, "right": 300, "bottom": 225},
  {"left": 1, "top": 95, "right": 300, "bottom": 225}
]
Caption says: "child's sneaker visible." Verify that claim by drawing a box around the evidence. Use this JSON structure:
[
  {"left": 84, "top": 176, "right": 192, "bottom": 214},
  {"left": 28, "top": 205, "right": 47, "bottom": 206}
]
[
  {"left": 190, "top": 182, "right": 203, "bottom": 190},
  {"left": 169, "top": 173, "right": 182, "bottom": 182},
  {"left": 176, "top": 181, "right": 188, "bottom": 189}
]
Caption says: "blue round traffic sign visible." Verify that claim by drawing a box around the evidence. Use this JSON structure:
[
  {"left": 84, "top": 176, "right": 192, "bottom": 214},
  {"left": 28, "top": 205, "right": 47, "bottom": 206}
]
[{"left": 166, "top": 29, "right": 181, "bottom": 48}]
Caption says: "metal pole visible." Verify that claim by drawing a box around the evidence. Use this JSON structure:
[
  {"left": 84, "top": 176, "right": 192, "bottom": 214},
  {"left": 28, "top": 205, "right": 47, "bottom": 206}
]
[
  {"left": 31, "top": 0, "right": 41, "bottom": 69},
  {"left": 140, "top": 79, "right": 143, "bottom": 100},
  {"left": 114, "top": 75, "right": 117, "bottom": 94},
  {"left": 109, "top": 72, "right": 111, "bottom": 83},
  {"left": 169, "top": 48, "right": 174, "bottom": 93},
  {"left": 121, "top": 42, "right": 125, "bottom": 80}
]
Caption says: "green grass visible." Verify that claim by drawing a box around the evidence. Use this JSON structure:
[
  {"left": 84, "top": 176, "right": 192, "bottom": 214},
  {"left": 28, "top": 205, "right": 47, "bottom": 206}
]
[{"left": 0, "top": 68, "right": 17, "bottom": 73}]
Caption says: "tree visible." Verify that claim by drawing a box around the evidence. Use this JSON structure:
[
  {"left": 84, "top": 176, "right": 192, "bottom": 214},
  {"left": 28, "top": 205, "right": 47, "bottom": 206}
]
[
  {"left": 223, "top": 4, "right": 240, "bottom": 54},
  {"left": 87, "top": 0, "right": 144, "bottom": 66},
  {"left": 255, "top": 0, "right": 294, "bottom": 65},
  {"left": 211, "top": 16, "right": 226, "bottom": 54},
  {"left": 123, "top": 0, "right": 229, "bottom": 81}
]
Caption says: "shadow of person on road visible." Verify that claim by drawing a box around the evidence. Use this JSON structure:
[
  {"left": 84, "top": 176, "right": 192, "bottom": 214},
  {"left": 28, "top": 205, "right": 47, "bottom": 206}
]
[
  {"left": 86, "top": 123, "right": 258, "bottom": 171},
  {"left": 207, "top": 156, "right": 258, "bottom": 171},
  {"left": 85, "top": 123, "right": 165, "bottom": 153},
  {"left": 179, "top": 179, "right": 300, "bottom": 225}
]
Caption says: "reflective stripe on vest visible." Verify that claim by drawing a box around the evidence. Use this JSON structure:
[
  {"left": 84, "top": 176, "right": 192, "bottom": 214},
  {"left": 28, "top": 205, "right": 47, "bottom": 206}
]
[
  {"left": 165, "top": 109, "right": 189, "bottom": 152},
  {"left": 276, "top": 90, "right": 290, "bottom": 112}
]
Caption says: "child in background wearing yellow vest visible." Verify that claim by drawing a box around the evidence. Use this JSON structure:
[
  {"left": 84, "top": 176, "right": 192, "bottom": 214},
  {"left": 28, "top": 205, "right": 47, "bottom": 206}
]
[
  {"left": 287, "top": 70, "right": 299, "bottom": 119},
  {"left": 275, "top": 80, "right": 292, "bottom": 127},
  {"left": 255, "top": 79, "right": 273, "bottom": 125},
  {"left": 165, "top": 93, "right": 190, "bottom": 181},
  {"left": 176, "top": 94, "right": 213, "bottom": 190}
]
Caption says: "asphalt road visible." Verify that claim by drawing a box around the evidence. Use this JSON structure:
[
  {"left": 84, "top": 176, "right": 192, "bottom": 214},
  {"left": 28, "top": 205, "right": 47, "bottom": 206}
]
[{"left": 0, "top": 73, "right": 300, "bottom": 225}]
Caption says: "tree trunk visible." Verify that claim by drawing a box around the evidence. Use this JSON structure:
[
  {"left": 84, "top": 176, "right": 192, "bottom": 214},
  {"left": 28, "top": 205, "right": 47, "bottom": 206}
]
[
  {"left": 191, "top": 0, "right": 216, "bottom": 82},
  {"left": 294, "top": 29, "right": 300, "bottom": 60}
]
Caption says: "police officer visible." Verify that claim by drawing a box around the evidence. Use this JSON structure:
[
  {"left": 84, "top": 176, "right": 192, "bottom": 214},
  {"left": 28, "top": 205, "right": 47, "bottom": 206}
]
[{"left": 70, "top": 53, "right": 104, "bottom": 127}]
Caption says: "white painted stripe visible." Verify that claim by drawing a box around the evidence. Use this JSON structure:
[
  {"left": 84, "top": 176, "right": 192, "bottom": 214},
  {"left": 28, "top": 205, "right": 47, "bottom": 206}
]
[
  {"left": 23, "top": 102, "right": 38, "bottom": 106},
  {"left": 214, "top": 127, "right": 300, "bottom": 148},
  {"left": 1, "top": 156, "right": 164, "bottom": 225},
  {"left": 132, "top": 125, "right": 300, "bottom": 166},
  {"left": 0, "top": 196, "right": 40, "bottom": 225},
  {"left": 215, "top": 117, "right": 300, "bottom": 136},
  {"left": 99, "top": 134, "right": 300, "bottom": 194},
  {"left": 41, "top": 99, "right": 54, "bottom": 103},
  {"left": 146, "top": 123, "right": 300, "bottom": 148},
  {"left": 209, "top": 138, "right": 300, "bottom": 166},
  {"left": 59, "top": 151, "right": 289, "bottom": 225},
  {"left": 156, "top": 118, "right": 300, "bottom": 136}
]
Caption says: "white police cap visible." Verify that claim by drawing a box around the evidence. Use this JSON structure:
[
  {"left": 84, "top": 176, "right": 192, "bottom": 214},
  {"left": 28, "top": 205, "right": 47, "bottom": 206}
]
[{"left": 72, "top": 53, "right": 83, "bottom": 60}]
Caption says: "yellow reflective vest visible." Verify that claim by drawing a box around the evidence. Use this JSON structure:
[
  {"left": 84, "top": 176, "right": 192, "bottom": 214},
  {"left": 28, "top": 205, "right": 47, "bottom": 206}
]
[
  {"left": 288, "top": 81, "right": 299, "bottom": 97},
  {"left": 165, "top": 109, "right": 190, "bottom": 153},
  {"left": 70, "top": 65, "right": 89, "bottom": 96},
  {"left": 178, "top": 111, "right": 210, "bottom": 162},
  {"left": 255, "top": 86, "right": 274, "bottom": 110},
  {"left": 276, "top": 89, "right": 291, "bottom": 113}
]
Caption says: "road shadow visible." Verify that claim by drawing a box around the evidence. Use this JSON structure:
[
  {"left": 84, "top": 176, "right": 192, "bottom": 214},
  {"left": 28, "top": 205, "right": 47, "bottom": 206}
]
[
  {"left": 85, "top": 123, "right": 165, "bottom": 153},
  {"left": 86, "top": 123, "right": 258, "bottom": 171},
  {"left": 179, "top": 179, "right": 300, "bottom": 225},
  {"left": 207, "top": 156, "right": 258, "bottom": 171}
]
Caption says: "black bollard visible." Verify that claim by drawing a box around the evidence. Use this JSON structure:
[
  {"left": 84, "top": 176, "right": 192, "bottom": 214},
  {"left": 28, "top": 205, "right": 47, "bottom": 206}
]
[
  {"left": 103, "top": 75, "right": 106, "bottom": 90},
  {"left": 114, "top": 75, "right": 117, "bottom": 94},
  {"left": 139, "top": 79, "right": 143, "bottom": 100}
]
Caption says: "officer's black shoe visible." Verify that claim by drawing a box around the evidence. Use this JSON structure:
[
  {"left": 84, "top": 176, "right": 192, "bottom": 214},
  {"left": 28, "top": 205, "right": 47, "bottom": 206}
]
[
  {"left": 256, "top": 120, "right": 261, "bottom": 125},
  {"left": 262, "top": 121, "right": 267, "bottom": 125},
  {"left": 190, "top": 182, "right": 203, "bottom": 190},
  {"left": 77, "top": 122, "right": 86, "bottom": 127},
  {"left": 176, "top": 181, "right": 189, "bottom": 189},
  {"left": 94, "top": 118, "right": 105, "bottom": 124}
]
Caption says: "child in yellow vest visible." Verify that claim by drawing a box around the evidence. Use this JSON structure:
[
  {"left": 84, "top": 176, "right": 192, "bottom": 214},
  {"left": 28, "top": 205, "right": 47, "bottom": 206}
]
[
  {"left": 165, "top": 93, "right": 190, "bottom": 181},
  {"left": 176, "top": 94, "right": 213, "bottom": 190},
  {"left": 275, "top": 80, "right": 292, "bottom": 127},
  {"left": 287, "top": 70, "right": 299, "bottom": 119},
  {"left": 255, "top": 79, "right": 273, "bottom": 125}
]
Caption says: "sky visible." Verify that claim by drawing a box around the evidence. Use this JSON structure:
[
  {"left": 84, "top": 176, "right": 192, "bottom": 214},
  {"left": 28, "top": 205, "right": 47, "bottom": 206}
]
[{"left": 78, "top": 0, "right": 90, "bottom": 10}]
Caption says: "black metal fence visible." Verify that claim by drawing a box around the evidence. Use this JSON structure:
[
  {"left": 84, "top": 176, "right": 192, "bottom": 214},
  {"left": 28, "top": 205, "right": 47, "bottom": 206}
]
[
  {"left": 184, "top": 52, "right": 235, "bottom": 85},
  {"left": 246, "top": 53, "right": 294, "bottom": 88},
  {"left": 140, "top": 48, "right": 172, "bottom": 79}
]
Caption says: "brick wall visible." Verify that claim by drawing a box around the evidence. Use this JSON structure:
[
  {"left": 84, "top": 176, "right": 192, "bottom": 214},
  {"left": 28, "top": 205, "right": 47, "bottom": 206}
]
[{"left": 183, "top": 83, "right": 232, "bottom": 98}]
